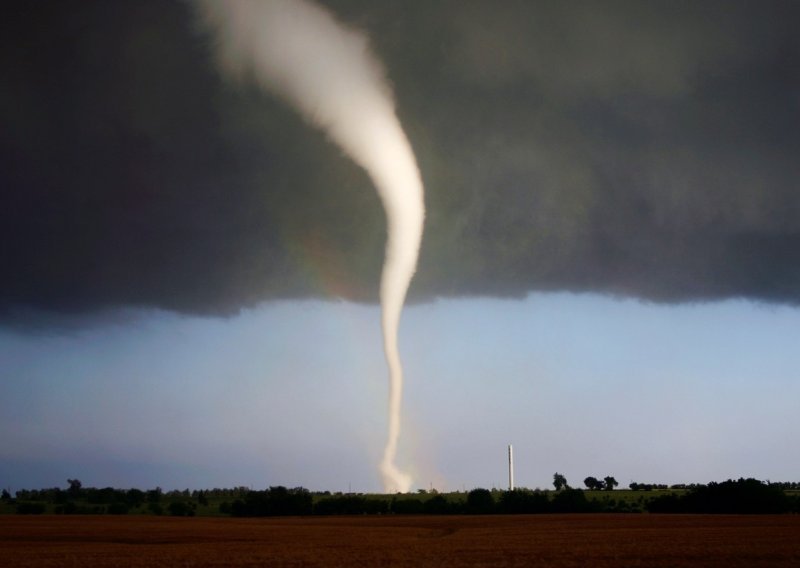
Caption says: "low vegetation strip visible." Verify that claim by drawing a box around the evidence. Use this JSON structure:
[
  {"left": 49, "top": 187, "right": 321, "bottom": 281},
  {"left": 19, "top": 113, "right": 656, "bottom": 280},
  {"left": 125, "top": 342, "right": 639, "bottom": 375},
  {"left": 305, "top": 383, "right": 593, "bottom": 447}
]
[{"left": 3, "top": 478, "right": 798, "bottom": 517}]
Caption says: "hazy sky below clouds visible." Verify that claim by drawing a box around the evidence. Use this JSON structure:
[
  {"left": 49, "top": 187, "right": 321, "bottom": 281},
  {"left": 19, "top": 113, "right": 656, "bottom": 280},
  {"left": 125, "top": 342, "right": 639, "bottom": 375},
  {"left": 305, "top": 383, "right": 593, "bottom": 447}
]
[{"left": 2, "top": 294, "right": 798, "bottom": 492}]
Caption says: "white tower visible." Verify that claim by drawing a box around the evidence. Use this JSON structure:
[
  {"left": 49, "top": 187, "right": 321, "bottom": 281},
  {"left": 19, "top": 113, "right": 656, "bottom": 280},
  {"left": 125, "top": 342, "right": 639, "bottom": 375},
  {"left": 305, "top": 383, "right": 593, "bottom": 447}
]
[{"left": 508, "top": 444, "right": 514, "bottom": 490}]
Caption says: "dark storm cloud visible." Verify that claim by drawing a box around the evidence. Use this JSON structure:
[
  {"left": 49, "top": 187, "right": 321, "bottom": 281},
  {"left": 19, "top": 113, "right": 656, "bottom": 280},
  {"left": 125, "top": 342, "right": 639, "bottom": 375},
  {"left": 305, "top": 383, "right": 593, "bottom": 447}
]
[{"left": 2, "top": 0, "right": 799, "bottom": 325}]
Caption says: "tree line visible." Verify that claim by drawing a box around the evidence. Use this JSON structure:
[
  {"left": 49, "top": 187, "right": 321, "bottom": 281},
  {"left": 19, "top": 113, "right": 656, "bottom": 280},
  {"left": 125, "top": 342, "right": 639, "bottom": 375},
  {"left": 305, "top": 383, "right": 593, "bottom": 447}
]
[
  {"left": 646, "top": 478, "right": 795, "bottom": 514},
  {"left": 4, "top": 477, "right": 799, "bottom": 516},
  {"left": 6, "top": 482, "right": 249, "bottom": 516}
]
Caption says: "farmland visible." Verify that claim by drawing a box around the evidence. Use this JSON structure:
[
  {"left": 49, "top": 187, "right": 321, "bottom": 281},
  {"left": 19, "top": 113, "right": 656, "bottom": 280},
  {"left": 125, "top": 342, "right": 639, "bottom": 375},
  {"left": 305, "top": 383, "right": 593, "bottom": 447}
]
[{"left": 2, "top": 514, "right": 799, "bottom": 567}]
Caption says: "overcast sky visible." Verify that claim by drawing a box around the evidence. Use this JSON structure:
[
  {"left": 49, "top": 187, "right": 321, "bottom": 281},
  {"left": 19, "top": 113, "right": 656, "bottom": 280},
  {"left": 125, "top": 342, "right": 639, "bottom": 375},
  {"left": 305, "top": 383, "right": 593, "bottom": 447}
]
[{"left": 2, "top": 0, "right": 799, "bottom": 492}]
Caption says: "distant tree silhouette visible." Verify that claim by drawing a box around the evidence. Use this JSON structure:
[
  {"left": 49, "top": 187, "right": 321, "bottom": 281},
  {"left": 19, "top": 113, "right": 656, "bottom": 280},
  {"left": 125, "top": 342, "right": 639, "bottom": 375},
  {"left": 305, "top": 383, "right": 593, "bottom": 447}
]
[
  {"left": 126, "top": 489, "right": 145, "bottom": 508},
  {"left": 392, "top": 498, "right": 424, "bottom": 514},
  {"left": 232, "top": 486, "right": 313, "bottom": 517},
  {"left": 553, "top": 473, "right": 568, "bottom": 491},
  {"left": 629, "top": 482, "right": 667, "bottom": 491},
  {"left": 87, "top": 487, "right": 125, "bottom": 505},
  {"left": 146, "top": 488, "right": 162, "bottom": 504},
  {"left": 551, "top": 488, "right": 595, "bottom": 513},
  {"left": 603, "top": 476, "right": 618, "bottom": 491},
  {"left": 646, "top": 478, "right": 791, "bottom": 513},
  {"left": 466, "top": 488, "right": 495, "bottom": 514},
  {"left": 584, "top": 477, "right": 604, "bottom": 490},
  {"left": 498, "top": 489, "right": 550, "bottom": 514},
  {"left": 423, "top": 494, "right": 451, "bottom": 515},
  {"left": 67, "top": 479, "right": 82, "bottom": 497}
]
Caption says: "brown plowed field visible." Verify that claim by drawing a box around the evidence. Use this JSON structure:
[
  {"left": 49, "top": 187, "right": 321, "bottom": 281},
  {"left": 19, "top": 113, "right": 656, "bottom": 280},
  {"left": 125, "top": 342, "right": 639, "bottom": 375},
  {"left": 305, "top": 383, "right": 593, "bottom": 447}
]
[{"left": 2, "top": 514, "right": 799, "bottom": 567}]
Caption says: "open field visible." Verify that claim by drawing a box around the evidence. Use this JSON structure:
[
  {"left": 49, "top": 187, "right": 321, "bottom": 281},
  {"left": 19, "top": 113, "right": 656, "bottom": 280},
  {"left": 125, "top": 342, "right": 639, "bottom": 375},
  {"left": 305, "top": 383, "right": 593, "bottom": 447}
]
[{"left": 2, "top": 514, "right": 800, "bottom": 567}]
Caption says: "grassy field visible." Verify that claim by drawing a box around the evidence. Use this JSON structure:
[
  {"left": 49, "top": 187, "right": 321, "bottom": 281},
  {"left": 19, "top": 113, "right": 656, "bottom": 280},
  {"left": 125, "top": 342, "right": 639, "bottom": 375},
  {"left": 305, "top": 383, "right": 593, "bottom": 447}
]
[{"left": 2, "top": 514, "right": 799, "bottom": 567}]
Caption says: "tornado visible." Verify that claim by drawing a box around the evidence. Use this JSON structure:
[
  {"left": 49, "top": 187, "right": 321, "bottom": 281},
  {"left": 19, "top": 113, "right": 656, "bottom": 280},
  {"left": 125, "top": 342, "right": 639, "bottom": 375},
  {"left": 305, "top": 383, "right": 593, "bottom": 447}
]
[{"left": 192, "top": 0, "right": 424, "bottom": 493}]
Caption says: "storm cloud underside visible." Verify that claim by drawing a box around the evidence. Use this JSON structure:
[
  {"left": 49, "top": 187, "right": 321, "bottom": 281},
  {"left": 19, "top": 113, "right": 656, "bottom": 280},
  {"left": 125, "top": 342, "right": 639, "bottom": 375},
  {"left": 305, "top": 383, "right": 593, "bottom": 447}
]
[{"left": 2, "top": 0, "right": 800, "bottom": 326}]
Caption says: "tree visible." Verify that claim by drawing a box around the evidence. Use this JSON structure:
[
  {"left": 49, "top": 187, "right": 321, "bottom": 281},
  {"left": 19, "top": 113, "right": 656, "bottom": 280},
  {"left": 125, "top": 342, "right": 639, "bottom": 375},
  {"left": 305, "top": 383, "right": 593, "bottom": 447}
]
[
  {"left": 1, "top": 489, "right": 11, "bottom": 500},
  {"left": 423, "top": 494, "right": 450, "bottom": 515},
  {"left": 67, "top": 479, "right": 82, "bottom": 497},
  {"left": 646, "top": 478, "right": 791, "bottom": 514},
  {"left": 604, "top": 476, "right": 619, "bottom": 491},
  {"left": 392, "top": 498, "right": 424, "bottom": 514},
  {"left": 146, "top": 488, "right": 163, "bottom": 504},
  {"left": 231, "top": 486, "right": 313, "bottom": 516},
  {"left": 584, "top": 476, "right": 604, "bottom": 491},
  {"left": 465, "top": 488, "right": 495, "bottom": 514},
  {"left": 126, "top": 488, "right": 145, "bottom": 508},
  {"left": 553, "top": 473, "right": 569, "bottom": 491},
  {"left": 551, "top": 488, "right": 594, "bottom": 513},
  {"left": 498, "top": 489, "right": 550, "bottom": 514}
]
